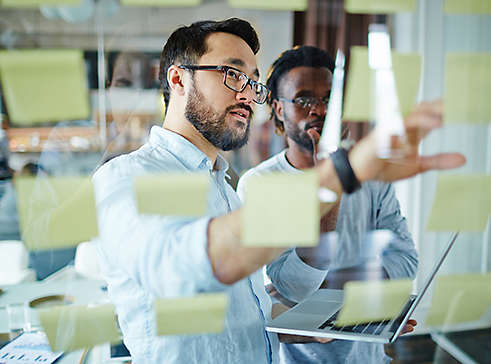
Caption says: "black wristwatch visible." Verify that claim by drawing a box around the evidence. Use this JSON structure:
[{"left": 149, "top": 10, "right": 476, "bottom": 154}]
[{"left": 330, "top": 148, "right": 361, "bottom": 194}]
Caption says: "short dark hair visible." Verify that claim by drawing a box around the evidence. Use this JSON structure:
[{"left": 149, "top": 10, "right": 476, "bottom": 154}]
[
  {"left": 159, "top": 18, "right": 260, "bottom": 111},
  {"left": 266, "top": 46, "right": 335, "bottom": 134}
]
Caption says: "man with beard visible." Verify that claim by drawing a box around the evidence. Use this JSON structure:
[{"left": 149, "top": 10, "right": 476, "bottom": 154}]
[
  {"left": 237, "top": 46, "right": 419, "bottom": 363},
  {"left": 92, "top": 19, "right": 465, "bottom": 364}
]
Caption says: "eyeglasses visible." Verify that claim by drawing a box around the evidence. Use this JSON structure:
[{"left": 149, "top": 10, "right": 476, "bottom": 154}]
[
  {"left": 179, "top": 65, "right": 270, "bottom": 104},
  {"left": 278, "top": 96, "right": 329, "bottom": 110}
]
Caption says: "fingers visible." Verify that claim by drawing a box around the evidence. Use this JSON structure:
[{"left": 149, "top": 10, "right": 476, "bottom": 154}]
[
  {"left": 307, "top": 129, "right": 321, "bottom": 165},
  {"left": 419, "top": 153, "right": 467, "bottom": 173},
  {"left": 404, "top": 99, "right": 444, "bottom": 145},
  {"left": 315, "top": 337, "right": 334, "bottom": 344}
]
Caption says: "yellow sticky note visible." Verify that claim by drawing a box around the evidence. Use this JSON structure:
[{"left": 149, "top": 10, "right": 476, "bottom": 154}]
[
  {"left": 120, "top": 0, "right": 200, "bottom": 6},
  {"left": 345, "top": 0, "right": 416, "bottom": 14},
  {"left": 0, "top": 50, "right": 90, "bottom": 125},
  {"left": 343, "top": 46, "right": 421, "bottom": 122},
  {"left": 426, "top": 175, "right": 491, "bottom": 232},
  {"left": 228, "top": 0, "right": 307, "bottom": 11},
  {"left": 39, "top": 304, "right": 121, "bottom": 352},
  {"left": 445, "top": 0, "right": 491, "bottom": 14},
  {"left": 1, "top": 0, "right": 81, "bottom": 6},
  {"left": 242, "top": 172, "right": 319, "bottom": 247},
  {"left": 15, "top": 177, "right": 99, "bottom": 250},
  {"left": 425, "top": 273, "right": 491, "bottom": 327},
  {"left": 155, "top": 293, "right": 228, "bottom": 336},
  {"left": 444, "top": 53, "right": 491, "bottom": 124},
  {"left": 135, "top": 173, "right": 209, "bottom": 217},
  {"left": 336, "top": 279, "right": 412, "bottom": 326}
]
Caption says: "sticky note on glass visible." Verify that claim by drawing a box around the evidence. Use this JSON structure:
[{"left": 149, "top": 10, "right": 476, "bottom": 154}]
[
  {"left": 345, "top": 0, "right": 416, "bottom": 13},
  {"left": 242, "top": 172, "right": 319, "bottom": 247},
  {"left": 228, "top": 0, "right": 307, "bottom": 11},
  {"left": 343, "top": 46, "right": 421, "bottom": 122},
  {"left": 155, "top": 293, "right": 228, "bottom": 336},
  {"left": 426, "top": 174, "right": 491, "bottom": 232},
  {"left": 0, "top": 49, "right": 89, "bottom": 125},
  {"left": 120, "top": 0, "right": 200, "bottom": 6},
  {"left": 445, "top": 0, "right": 491, "bottom": 14},
  {"left": 425, "top": 273, "right": 491, "bottom": 327},
  {"left": 135, "top": 173, "right": 209, "bottom": 217},
  {"left": 39, "top": 304, "right": 121, "bottom": 352},
  {"left": 1, "top": 0, "right": 81, "bottom": 6},
  {"left": 336, "top": 279, "right": 412, "bottom": 326},
  {"left": 444, "top": 53, "right": 491, "bottom": 124},
  {"left": 15, "top": 177, "right": 99, "bottom": 250}
]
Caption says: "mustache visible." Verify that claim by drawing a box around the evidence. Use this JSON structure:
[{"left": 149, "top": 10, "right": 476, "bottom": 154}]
[
  {"left": 225, "top": 103, "right": 254, "bottom": 118},
  {"left": 304, "top": 118, "right": 325, "bottom": 131}
]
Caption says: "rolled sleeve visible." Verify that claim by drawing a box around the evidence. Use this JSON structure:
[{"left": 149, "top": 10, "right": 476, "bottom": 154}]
[{"left": 267, "top": 248, "right": 327, "bottom": 303}]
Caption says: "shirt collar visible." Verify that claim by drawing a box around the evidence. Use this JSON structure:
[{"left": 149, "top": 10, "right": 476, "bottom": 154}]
[{"left": 148, "top": 126, "right": 229, "bottom": 173}]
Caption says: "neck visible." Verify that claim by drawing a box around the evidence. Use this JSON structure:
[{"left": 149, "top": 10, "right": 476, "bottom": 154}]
[
  {"left": 162, "top": 102, "right": 219, "bottom": 165},
  {"left": 285, "top": 139, "right": 315, "bottom": 170}
]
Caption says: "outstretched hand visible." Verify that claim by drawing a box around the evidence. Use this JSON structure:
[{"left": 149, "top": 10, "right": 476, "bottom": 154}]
[{"left": 321, "top": 100, "right": 466, "bottom": 186}]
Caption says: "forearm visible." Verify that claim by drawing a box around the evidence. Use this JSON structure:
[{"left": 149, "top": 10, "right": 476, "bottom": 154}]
[{"left": 207, "top": 209, "right": 287, "bottom": 285}]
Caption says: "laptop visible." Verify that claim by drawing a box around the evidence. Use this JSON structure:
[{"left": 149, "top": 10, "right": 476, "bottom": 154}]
[{"left": 266, "top": 232, "right": 460, "bottom": 344}]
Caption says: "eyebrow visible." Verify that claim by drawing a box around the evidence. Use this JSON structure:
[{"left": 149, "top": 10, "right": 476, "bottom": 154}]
[
  {"left": 294, "top": 89, "right": 331, "bottom": 98},
  {"left": 223, "top": 57, "right": 260, "bottom": 78}
]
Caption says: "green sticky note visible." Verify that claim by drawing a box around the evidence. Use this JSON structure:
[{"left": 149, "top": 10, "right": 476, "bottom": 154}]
[
  {"left": 444, "top": 53, "right": 491, "bottom": 124},
  {"left": 228, "top": 0, "right": 307, "bottom": 11},
  {"left": 15, "top": 177, "right": 99, "bottom": 250},
  {"left": 155, "top": 293, "right": 228, "bottom": 336},
  {"left": 39, "top": 304, "right": 121, "bottom": 352},
  {"left": 1, "top": 0, "right": 81, "bottom": 6},
  {"left": 343, "top": 46, "right": 421, "bottom": 122},
  {"left": 336, "top": 279, "right": 412, "bottom": 326},
  {"left": 135, "top": 173, "right": 209, "bottom": 217},
  {"left": 426, "top": 175, "right": 491, "bottom": 232},
  {"left": 445, "top": 0, "right": 491, "bottom": 14},
  {"left": 242, "top": 172, "right": 319, "bottom": 247},
  {"left": 0, "top": 49, "right": 90, "bottom": 125},
  {"left": 345, "top": 0, "right": 416, "bottom": 13},
  {"left": 425, "top": 273, "right": 491, "bottom": 327},
  {"left": 120, "top": 0, "right": 200, "bottom": 6}
]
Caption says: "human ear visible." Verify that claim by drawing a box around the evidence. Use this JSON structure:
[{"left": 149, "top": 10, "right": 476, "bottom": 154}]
[
  {"left": 272, "top": 99, "right": 285, "bottom": 122},
  {"left": 167, "top": 65, "right": 186, "bottom": 96}
]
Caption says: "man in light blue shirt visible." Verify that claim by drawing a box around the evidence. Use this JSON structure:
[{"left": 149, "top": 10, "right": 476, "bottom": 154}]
[
  {"left": 92, "top": 18, "right": 465, "bottom": 364},
  {"left": 237, "top": 46, "right": 418, "bottom": 363}
]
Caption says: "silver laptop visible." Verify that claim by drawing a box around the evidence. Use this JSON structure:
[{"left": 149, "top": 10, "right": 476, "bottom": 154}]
[{"left": 266, "top": 232, "right": 459, "bottom": 344}]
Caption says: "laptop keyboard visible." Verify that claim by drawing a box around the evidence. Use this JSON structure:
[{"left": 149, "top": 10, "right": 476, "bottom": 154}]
[{"left": 318, "top": 309, "right": 390, "bottom": 335}]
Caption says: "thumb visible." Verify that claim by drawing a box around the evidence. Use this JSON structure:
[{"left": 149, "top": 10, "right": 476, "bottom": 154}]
[{"left": 307, "top": 129, "right": 321, "bottom": 165}]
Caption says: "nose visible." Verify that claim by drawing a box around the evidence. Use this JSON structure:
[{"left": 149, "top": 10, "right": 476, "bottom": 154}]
[
  {"left": 309, "top": 100, "right": 327, "bottom": 118},
  {"left": 235, "top": 82, "right": 254, "bottom": 105}
]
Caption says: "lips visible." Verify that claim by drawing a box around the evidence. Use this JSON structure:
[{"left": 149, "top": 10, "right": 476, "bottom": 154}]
[
  {"left": 306, "top": 121, "right": 324, "bottom": 134},
  {"left": 229, "top": 108, "right": 250, "bottom": 123}
]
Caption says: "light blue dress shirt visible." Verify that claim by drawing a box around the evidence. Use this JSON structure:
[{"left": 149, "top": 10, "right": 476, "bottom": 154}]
[
  {"left": 93, "top": 126, "right": 278, "bottom": 364},
  {"left": 238, "top": 150, "right": 418, "bottom": 364}
]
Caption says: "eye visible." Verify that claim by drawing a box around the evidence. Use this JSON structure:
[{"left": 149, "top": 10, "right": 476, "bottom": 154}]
[
  {"left": 227, "top": 69, "right": 241, "bottom": 80},
  {"left": 296, "top": 97, "right": 310, "bottom": 108}
]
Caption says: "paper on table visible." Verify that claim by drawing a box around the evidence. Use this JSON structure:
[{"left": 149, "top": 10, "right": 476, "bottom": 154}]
[
  {"left": 1, "top": 0, "right": 81, "bottom": 6},
  {"left": 445, "top": 0, "right": 491, "bottom": 14},
  {"left": 426, "top": 174, "right": 491, "bottom": 232},
  {"left": 335, "top": 279, "right": 412, "bottom": 326},
  {"left": 242, "top": 172, "right": 319, "bottom": 247},
  {"left": 444, "top": 53, "right": 491, "bottom": 124},
  {"left": 39, "top": 304, "right": 121, "bottom": 352},
  {"left": 343, "top": 46, "right": 421, "bottom": 122},
  {"left": 135, "top": 173, "right": 209, "bottom": 217},
  {"left": 345, "top": 0, "right": 416, "bottom": 14},
  {"left": 155, "top": 293, "right": 228, "bottom": 336},
  {"left": 0, "top": 49, "right": 89, "bottom": 125},
  {"left": 120, "top": 0, "right": 200, "bottom": 6},
  {"left": 228, "top": 0, "right": 307, "bottom": 11},
  {"left": 425, "top": 273, "right": 491, "bottom": 327},
  {"left": 15, "top": 177, "right": 99, "bottom": 250}
]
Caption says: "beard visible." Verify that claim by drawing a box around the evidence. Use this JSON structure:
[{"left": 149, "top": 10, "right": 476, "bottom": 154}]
[
  {"left": 284, "top": 117, "right": 324, "bottom": 153},
  {"left": 184, "top": 82, "right": 252, "bottom": 151}
]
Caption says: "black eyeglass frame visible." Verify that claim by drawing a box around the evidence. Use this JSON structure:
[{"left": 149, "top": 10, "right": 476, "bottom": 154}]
[
  {"left": 278, "top": 96, "right": 330, "bottom": 110},
  {"left": 179, "top": 64, "right": 269, "bottom": 104}
]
